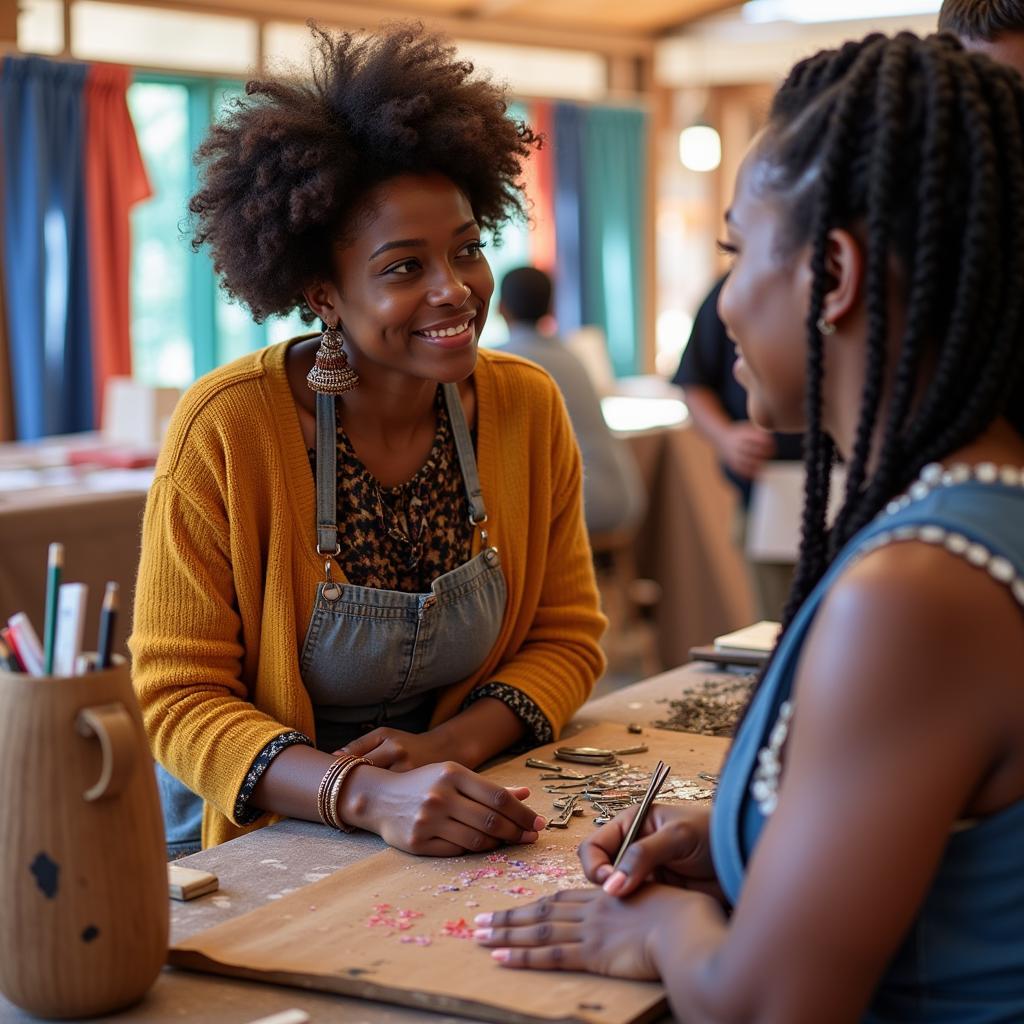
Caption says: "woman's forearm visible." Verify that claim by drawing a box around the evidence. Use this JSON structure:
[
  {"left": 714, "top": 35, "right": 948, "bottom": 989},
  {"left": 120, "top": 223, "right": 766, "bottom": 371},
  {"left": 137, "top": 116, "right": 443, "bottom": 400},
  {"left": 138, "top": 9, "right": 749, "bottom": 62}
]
[
  {"left": 652, "top": 897, "right": 742, "bottom": 1024},
  {"left": 249, "top": 744, "right": 341, "bottom": 822},
  {"left": 433, "top": 696, "right": 526, "bottom": 768}
]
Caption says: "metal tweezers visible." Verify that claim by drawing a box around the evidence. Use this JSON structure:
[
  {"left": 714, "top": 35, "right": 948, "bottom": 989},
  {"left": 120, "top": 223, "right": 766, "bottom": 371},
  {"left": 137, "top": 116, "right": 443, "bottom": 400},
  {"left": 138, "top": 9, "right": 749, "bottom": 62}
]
[{"left": 611, "top": 760, "right": 671, "bottom": 869}]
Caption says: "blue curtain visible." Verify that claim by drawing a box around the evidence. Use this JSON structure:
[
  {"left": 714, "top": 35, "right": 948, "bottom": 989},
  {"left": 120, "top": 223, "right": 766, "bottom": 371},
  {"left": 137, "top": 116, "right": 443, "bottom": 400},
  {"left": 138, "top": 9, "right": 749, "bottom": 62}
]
[
  {"left": 582, "top": 107, "right": 647, "bottom": 377},
  {"left": 553, "top": 103, "right": 586, "bottom": 334},
  {"left": 552, "top": 103, "right": 647, "bottom": 377},
  {"left": 2, "top": 56, "right": 93, "bottom": 440}
]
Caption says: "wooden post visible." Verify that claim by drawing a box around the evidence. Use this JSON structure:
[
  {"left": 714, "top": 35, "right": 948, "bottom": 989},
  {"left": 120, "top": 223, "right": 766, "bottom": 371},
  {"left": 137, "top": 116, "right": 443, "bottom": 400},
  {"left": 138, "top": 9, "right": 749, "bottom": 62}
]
[{"left": 0, "top": 0, "right": 17, "bottom": 50}]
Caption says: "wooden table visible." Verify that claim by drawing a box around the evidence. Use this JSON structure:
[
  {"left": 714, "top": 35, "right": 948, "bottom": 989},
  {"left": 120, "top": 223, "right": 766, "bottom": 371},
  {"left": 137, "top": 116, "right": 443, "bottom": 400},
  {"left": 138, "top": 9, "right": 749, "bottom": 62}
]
[
  {"left": 0, "top": 662, "right": 744, "bottom": 1024},
  {"left": 0, "top": 434, "right": 151, "bottom": 658}
]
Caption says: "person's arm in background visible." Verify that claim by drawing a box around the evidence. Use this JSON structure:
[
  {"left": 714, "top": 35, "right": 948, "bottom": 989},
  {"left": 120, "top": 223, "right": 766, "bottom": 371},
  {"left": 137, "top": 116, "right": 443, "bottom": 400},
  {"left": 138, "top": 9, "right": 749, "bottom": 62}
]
[
  {"left": 682, "top": 385, "right": 775, "bottom": 481},
  {"left": 673, "top": 277, "right": 775, "bottom": 482}
]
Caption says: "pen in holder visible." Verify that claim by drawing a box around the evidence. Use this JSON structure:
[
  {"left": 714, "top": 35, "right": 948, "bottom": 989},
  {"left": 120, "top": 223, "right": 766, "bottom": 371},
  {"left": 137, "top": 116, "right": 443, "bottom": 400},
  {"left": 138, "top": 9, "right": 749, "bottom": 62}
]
[{"left": 0, "top": 655, "right": 168, "bottom": 1018}]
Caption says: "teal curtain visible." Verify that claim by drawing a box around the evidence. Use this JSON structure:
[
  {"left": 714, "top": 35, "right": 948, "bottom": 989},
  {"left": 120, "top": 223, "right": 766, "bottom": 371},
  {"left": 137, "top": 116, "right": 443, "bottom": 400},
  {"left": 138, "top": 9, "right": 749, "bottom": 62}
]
[{"left": 580, "top": 107, "right": 647, "bottom": 377}]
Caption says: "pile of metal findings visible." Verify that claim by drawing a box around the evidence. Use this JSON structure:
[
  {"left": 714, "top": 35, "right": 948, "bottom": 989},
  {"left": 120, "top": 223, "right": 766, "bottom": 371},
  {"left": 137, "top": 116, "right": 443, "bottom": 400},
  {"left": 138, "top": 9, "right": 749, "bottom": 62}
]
[
  {"left": 530, "top": 757, "right": 717, "bottom": 828},
  {"left": 653, "top": 673, "right": 757, "bottom": 737}
]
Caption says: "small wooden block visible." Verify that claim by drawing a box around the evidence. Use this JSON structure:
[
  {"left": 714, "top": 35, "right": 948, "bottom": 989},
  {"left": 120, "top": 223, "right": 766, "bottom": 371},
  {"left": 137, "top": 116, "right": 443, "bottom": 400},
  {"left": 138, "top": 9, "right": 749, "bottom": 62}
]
[
  {"left": 168, "top": 864, "right": 219, "bottom": 901},
  {"left": 244, "top": 1011, "right": 311, "bottom": 1024}
]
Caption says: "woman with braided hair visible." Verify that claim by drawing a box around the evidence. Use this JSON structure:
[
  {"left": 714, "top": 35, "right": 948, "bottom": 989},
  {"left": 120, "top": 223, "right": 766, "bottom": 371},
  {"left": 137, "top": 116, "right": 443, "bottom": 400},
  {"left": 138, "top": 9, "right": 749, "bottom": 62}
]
[
  {"left": 474, "top": 32, "right": 1024, "bottom": 1021},
  {"left": 130, "top": 23, "right": 605, "bottom": 855}
]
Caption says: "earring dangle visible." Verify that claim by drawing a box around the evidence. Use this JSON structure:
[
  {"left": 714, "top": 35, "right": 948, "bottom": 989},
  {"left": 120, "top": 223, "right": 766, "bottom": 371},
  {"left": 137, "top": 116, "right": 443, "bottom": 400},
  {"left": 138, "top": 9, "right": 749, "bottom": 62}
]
[
  {"left": 816, "top": 316, "right": 837, "bottom": 337},
  {"left": 306, "top": 323, "right": 359, "bottom": 394}
]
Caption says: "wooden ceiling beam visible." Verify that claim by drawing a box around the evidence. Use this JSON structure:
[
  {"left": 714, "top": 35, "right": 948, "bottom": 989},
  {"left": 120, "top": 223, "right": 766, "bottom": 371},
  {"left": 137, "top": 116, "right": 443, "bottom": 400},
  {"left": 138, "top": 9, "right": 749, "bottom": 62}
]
[{"left": 100, "top": 0, "right": 657, "bottom": 56}]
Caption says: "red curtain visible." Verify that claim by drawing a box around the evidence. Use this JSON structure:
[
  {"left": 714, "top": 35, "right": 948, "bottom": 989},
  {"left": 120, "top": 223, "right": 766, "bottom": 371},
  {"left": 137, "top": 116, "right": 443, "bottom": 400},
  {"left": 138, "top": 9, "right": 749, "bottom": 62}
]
[
  {"left": 83, "top": 64, "right": 151, "bottom": 424},
  {"left": 522, "top": 101, "right": 557, "bottom": 274}
]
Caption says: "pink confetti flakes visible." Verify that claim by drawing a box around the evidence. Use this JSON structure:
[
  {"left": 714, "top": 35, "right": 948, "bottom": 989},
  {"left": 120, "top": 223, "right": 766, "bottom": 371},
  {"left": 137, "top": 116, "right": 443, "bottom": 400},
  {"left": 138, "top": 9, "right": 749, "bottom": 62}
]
[
  {"left": 366, "top": 904, "right": 425, "bottom": 933},
  {"left": 505, "top": 886, "right": 535, "bottom": 897},
  {"left": 441, "top": 918, "right": 475, "bottom": 939},
  {"left": 400, "top": 935, "right": 433, "bottom": 946}
]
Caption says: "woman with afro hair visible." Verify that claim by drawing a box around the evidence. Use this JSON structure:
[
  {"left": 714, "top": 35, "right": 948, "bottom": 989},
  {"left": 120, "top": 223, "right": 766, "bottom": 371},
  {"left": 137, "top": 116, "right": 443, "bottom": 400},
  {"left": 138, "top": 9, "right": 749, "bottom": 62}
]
[
  {"left": 129, "top": 24, "right": 606, "bottom": 855},
  {"left": 474, "top": 31, "right": 1024, "bottom": 1022}
]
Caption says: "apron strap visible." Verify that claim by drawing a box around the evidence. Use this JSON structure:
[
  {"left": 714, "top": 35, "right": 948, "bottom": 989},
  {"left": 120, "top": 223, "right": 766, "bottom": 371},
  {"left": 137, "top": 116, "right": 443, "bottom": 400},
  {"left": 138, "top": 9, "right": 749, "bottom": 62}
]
[
  {"left": 442, "top": 382, "right": 487, "bottom": 525},
  {"left": 314, "top": 384, "right": 487, "bottom": 559},
  {"left": 315, "top": 392, "right": 340, "bottom": 557}
]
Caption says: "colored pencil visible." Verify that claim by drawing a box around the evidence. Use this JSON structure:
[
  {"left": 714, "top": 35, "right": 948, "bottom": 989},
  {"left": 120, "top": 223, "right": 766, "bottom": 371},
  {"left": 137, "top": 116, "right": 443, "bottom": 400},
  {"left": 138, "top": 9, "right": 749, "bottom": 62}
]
[
  {"left": 0, "top": 633, "right": 22, "bottom": 672},
  {"left": 96, "top": 581, "right": 119, "bottom": 670},
  {"left": 42, "top": 542, "right": 64, "bottom": 675}
]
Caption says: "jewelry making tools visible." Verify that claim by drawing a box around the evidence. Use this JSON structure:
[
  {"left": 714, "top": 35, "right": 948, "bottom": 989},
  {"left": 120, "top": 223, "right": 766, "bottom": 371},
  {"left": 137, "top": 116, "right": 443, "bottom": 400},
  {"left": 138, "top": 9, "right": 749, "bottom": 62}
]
[
  {"left": 553, "top": 744, "right": 648, "bottom": 766},
  {"left": 611, "top": 760, "right": 671, "bottom": 870},
  {"left": 547, "top": 794, "right": 585, "bottom": 828}
]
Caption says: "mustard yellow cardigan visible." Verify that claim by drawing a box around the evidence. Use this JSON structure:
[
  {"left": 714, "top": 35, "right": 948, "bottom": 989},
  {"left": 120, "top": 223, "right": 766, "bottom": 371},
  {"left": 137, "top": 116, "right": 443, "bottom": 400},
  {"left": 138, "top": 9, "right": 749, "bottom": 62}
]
[{"left": 130, "top": 342, "right": 606, "bottom": 847}]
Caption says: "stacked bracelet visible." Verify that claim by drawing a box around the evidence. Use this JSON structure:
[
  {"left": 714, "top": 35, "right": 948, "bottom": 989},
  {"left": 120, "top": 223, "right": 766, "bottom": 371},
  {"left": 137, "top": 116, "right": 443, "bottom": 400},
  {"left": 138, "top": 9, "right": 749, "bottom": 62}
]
[{"left": 316, "top": 754, "right": 369, "bottom": 833}]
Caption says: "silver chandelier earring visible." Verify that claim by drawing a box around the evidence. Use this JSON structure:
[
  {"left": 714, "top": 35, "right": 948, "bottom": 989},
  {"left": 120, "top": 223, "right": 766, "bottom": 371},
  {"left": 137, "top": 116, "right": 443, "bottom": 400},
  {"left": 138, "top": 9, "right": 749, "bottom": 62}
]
[
  {"left": 306, "top": 322, "right": 359, "bottom": 394},
  {"left": 816, "top": 316, "right": 837, "bottom": 337}
]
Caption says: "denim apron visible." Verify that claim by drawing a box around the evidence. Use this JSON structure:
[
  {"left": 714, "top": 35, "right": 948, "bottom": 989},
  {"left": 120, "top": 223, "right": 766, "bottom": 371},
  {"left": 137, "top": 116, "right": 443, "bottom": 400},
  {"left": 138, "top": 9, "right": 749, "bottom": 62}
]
[
  {"left": 303, "top": 384, "right": 507, "bottom": 753},
  {"left": 158, "top": 383, "right": 506, "bottom": 854}
]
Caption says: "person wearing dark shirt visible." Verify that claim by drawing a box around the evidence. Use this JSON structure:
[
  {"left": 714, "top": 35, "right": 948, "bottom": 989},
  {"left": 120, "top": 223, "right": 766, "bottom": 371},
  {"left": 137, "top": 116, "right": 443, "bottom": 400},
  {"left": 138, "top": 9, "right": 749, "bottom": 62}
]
[{"left": 672, "top": 276, "right": 802, "bottom": 619}]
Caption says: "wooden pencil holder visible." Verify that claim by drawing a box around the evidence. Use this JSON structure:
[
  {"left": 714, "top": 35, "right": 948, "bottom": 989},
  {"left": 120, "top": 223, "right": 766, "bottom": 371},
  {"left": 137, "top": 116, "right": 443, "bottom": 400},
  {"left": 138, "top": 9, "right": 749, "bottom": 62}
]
[{"left": 0, "top": 657, "right": 168, "bottom": 1018}]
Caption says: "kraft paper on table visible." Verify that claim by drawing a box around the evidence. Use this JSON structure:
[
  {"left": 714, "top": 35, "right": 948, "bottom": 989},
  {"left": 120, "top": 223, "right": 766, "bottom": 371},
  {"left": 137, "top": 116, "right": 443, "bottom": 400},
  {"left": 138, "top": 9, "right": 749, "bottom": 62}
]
[{"left": 171, "top": 723, "right": 730, "bottom": 1024}]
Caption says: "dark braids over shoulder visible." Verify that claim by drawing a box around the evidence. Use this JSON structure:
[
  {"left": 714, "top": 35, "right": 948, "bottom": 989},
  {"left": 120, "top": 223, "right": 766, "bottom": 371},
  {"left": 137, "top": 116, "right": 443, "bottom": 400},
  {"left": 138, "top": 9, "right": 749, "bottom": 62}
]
[
  {"left": 188, "top": 22, "right": 540, "bottom": 324},
  {"left": 759, "top": 32, "right": 1024, "bottom": 635}
]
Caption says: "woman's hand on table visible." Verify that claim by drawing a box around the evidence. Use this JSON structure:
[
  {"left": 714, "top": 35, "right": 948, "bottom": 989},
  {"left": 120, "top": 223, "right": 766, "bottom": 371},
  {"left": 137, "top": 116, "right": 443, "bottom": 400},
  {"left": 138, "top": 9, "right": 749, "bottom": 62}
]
[
  {"left": 339, "top": 761, "right": 547, "bottom": 856},
  {"left": 337, "top": 697, "right": 527, "bottom": 772},
  {"left": 337, "top": 726, "right": 456, "bottom": 771},
  {"left": 473, "top": 884, "right": 693, "bottom": 979},
  {"left": 581, "top": 803, "right": 724, "bottom": 902}
]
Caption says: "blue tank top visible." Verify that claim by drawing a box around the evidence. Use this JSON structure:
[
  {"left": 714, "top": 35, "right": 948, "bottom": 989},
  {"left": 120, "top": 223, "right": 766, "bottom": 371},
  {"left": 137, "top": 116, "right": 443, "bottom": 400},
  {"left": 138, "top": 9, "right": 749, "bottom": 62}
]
[{"left": 711, "top": 474, "right": 1024, "bottom": 1023}]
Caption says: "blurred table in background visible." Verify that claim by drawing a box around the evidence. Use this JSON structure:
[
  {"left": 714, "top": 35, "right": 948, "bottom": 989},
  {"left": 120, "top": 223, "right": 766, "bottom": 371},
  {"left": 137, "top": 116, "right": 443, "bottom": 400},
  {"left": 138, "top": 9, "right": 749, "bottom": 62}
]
[
  {"left": 606, "top": 383, "right": 755, "bottom": 671},
  {"left": 0, "top": 388, "right": 756, "bottom": 674},
  {"left": 0, "top": 434, "right": 152, "bottom": 657}
]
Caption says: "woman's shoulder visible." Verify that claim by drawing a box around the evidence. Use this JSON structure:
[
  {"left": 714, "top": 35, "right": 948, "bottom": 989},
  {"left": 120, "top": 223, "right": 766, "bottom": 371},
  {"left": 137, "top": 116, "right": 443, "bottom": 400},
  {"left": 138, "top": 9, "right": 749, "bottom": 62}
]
[
  {"left": 805, "top": 534, "right": 1024, "bottom": 726},
  {"left": 158, "top": 342, "right": 294, "bottom": 472}
]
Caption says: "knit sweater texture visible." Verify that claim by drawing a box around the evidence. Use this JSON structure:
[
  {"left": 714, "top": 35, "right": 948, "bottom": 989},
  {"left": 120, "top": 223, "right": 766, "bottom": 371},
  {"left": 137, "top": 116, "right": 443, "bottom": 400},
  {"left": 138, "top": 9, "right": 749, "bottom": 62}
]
[{"left": 130, "top": 341, "right": 607, "bottom": 848}]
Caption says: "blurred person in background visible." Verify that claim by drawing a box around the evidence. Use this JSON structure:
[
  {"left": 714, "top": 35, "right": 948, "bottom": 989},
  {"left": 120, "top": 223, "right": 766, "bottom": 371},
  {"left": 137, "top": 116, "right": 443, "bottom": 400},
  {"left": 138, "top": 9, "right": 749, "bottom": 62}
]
[
  {"left": 940, "top": 0, "right": 1024, "bottom": 73},
  {"left": 672, "top": 276, "right": 803, "bottom": 620},
  {"left": 500, "top": 266, "right": 646, "bottom": 538}
]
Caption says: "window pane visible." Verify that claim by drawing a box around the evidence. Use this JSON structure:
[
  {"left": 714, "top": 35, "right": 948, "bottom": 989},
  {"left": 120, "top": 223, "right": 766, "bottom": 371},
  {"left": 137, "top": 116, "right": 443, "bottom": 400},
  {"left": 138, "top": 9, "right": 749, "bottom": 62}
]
[
  {"left": 209, "top": 83, "right": 265, "bottom": 365},
  {"left": 267, "top": 311, "right": 312, "bottom": 345},
  {"left": 480, "top": 225, "right": 531, "bottom": 348},
  {"left": 18, "top": 0, "right": 64, "bottom": 55},
  {"left": 128, "top": 82, "right": 193, "bottom": 387},
  {"left": 72, "top": 2, "right": 258, "bottom": 74},
  {"left": 480, "top": 101, "right": 533, "bottom": 348}
]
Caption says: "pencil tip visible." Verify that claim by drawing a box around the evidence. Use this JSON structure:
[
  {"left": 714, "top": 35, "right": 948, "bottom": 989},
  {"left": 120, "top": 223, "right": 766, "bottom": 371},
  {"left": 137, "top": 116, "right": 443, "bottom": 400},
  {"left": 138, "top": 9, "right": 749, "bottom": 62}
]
[{"left": 48, "top": 542, "right": 64, "bottom": 568}]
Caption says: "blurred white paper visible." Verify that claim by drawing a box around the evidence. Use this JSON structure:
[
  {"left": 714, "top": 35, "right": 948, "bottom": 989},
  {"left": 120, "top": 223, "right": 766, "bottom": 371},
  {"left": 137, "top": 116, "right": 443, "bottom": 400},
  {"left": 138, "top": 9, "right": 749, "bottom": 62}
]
[{"left": 747, "top": 461, "right": 846, "bottom": 562}]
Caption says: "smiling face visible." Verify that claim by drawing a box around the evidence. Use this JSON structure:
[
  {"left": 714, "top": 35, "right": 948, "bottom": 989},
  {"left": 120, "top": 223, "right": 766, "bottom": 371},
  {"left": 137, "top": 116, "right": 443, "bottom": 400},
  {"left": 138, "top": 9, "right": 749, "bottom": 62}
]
[
  {"left": 716, "top": 150, "right": 814, "bottom": 434},
  {"left": 326, "top": 173, "right": 493, "bottom": 385}
]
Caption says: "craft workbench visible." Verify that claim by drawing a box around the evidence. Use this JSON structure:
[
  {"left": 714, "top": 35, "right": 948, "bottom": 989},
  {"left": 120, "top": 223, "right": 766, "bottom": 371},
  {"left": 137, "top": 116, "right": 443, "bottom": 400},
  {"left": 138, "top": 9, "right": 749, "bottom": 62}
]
[{"left": 0, "top": 661, "right": 747, "bottom": 1024}]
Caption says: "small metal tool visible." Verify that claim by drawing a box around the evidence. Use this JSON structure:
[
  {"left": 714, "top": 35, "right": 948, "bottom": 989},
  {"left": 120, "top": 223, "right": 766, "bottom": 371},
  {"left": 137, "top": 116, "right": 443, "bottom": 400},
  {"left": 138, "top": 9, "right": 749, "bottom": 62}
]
[
  {"left": 525, "top": 758, "right": 564, "bottom": 772},
  {"left": 611, "top": 760, "right": 671, "bottom": 869},
  {"left": 547, "top": 794, "right": 579, "bottom": 828},
  {"left": 554, "top": 744, "right": 648, "bottom": 766}
]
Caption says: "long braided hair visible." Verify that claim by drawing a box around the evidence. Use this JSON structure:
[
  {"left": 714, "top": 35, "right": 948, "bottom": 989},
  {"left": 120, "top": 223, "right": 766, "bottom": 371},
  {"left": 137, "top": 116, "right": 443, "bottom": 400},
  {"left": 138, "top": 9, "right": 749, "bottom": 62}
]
[{"left": 756, "top": 32, "right": 1024, "bottom": 638}]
